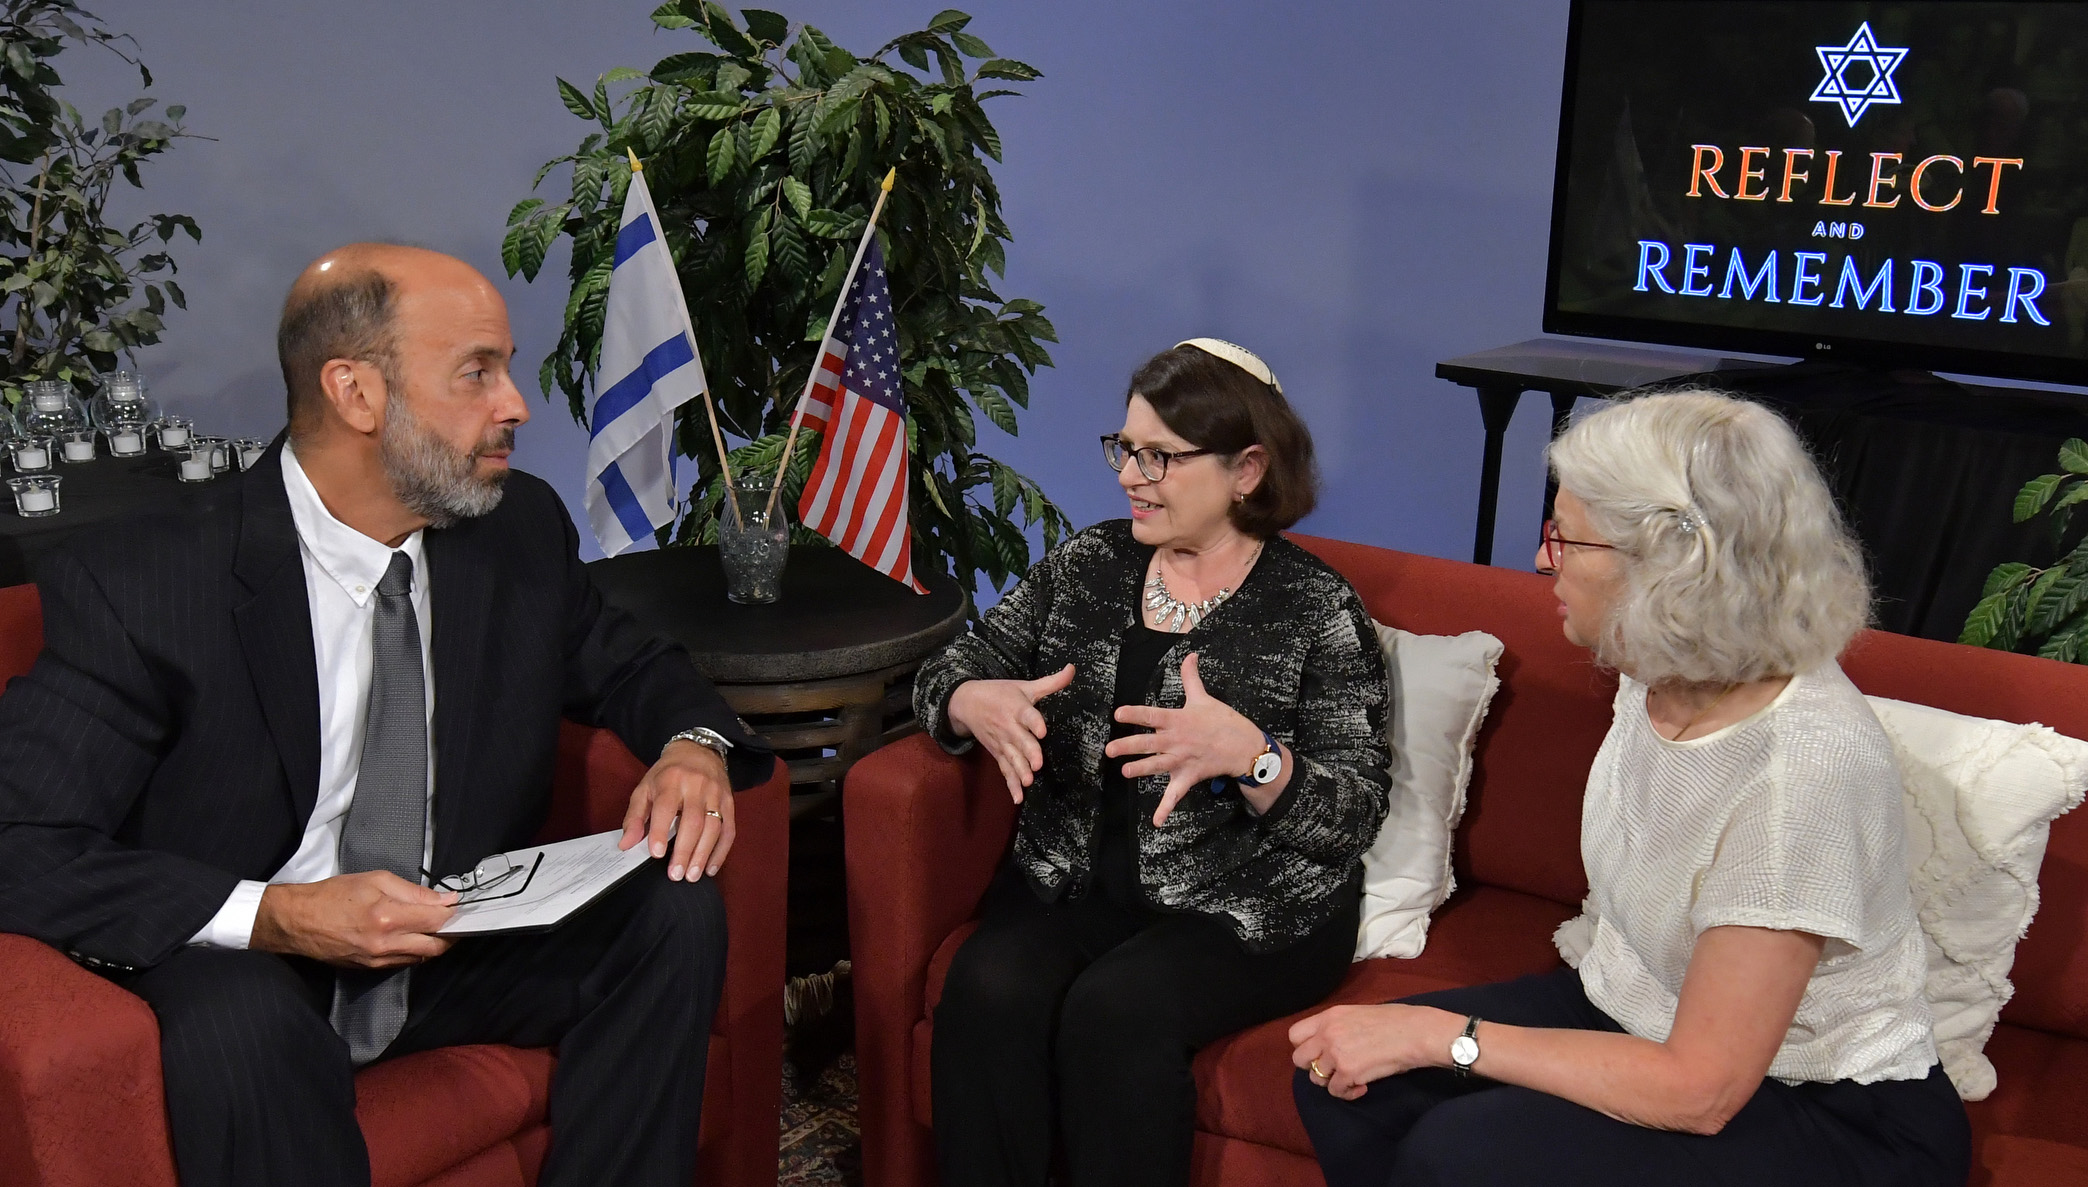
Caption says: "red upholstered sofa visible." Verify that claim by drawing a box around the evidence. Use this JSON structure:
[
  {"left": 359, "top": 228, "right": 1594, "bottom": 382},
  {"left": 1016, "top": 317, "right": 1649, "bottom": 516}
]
[
  {"left": 844, "top": 533, "right": 2088, "bottom": 1187},
  {"left": 0, "top": 581, "right": 790, "bottom": 1187}
]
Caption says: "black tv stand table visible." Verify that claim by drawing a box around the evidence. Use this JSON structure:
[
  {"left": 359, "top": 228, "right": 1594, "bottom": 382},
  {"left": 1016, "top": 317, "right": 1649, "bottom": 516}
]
[{"left": 1435, "top": 337, "right": 2088, "bottom": 641}]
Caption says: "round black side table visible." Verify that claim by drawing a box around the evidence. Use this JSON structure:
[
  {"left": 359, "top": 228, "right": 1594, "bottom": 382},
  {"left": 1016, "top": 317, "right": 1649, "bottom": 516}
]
[
  {"left": 587, "top": 544, "right": 971, "bottom": 792},
  {"left": 589, "top": 544, "right": 971, "bottom": 987}
]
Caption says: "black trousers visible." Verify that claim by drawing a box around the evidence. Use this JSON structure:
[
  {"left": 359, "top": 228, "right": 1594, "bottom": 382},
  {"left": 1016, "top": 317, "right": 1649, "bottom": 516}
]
[
  {"left": 1292, "top": 968, "right": 1972, "bottom": 1187},
  {"left": 123, "top": 863, "right": 725, "bottom": 1187},
  {"left": 932, "top": 867, "right": 1358, "bottom": 1187}
]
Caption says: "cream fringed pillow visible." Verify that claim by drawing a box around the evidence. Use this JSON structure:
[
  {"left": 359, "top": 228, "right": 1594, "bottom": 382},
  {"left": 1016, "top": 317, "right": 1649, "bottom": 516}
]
[
  {"left": 1353, "top": 625, "right": 1504, "bottom": 960},
  {"left": 1866, "top": 697, "right": 2088, "bottom": 1101}
]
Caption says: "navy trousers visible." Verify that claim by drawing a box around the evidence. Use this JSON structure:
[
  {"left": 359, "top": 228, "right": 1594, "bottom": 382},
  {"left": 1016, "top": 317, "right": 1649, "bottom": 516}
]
[
  {"left": 1293, "top": 968, "right": 1970, "bottom": 1187},
  {"left": 125, "top": 864, "right": 725, "bottom": 1187}
]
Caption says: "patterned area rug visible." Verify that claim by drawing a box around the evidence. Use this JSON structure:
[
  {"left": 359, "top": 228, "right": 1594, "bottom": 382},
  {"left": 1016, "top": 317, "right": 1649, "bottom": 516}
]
[
  {"left": 778, "top": 1047, "right": 861, "bottom": 1184},
  {"left": 778, "top": 966, "right": 861, "bottom": 1185}
]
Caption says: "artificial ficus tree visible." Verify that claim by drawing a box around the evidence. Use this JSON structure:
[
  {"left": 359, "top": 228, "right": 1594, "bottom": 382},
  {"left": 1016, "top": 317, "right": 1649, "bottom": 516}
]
[
  {"left": 505, "top": 2, "right": 1068, "bottom": 593},
  {"left": 0, "top": 0, "right": 198, "bottom": 410}
]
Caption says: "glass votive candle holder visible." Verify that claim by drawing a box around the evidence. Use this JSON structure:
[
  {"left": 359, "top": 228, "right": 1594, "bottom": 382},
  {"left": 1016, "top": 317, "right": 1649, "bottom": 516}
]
[
  {"left": 176, "top": 444, "right": 215, "bottom": 483},
  {"left": 156, "top": 416, "right": 193, "bottom": 450},
  {"left": 235, "top": 438, "right": 266, "bottom": 471},
  {"left": 58, "top": 428, "right": 95, "bottom": 463},
  {"left": 8, "top": 474, "right": 59, "bottom": 517},
  {"left": 10, "top": 435, "right": 52, "bottom": 473},
  {"left": 197, "top": 436, "right": 230, "bottom": 473},
  {"left": 106, "top": 424, "right": 147, "bottom": 456}
]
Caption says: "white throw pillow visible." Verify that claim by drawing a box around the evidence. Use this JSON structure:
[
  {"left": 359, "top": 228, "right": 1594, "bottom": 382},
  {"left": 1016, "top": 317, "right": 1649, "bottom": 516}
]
[
  {"left": 1866, "top": 696, "right": 2088, "bottom": 1101},
  {"left": 1354, "top": 625, "right": 1504, "bottom": 960}
]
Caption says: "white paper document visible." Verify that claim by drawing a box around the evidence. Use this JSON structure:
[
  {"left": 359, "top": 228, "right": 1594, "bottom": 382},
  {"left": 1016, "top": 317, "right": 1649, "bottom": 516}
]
[{"left": 437, "top": 829, "right": 654, "bottom": 936}]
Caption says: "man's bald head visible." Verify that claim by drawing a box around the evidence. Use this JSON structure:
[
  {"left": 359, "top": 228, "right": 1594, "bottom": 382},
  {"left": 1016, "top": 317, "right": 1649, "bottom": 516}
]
[{"left": 276, "top": 243, "right": 487, "bottom": 437}]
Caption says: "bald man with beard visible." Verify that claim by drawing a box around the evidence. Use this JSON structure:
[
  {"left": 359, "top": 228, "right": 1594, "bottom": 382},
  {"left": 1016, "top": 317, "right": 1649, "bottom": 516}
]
[{"left": 0, "top": 244, "right": 772, "bottom": 1187}]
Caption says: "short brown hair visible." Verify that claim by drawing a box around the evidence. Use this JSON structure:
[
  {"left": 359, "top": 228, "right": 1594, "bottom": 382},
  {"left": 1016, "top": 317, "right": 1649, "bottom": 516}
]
[
  {"left": 277, "top": 268, "right": 399, "bottom": 435},
  {"left": 1127, "top": 344, "right": 1318, "bottom": 537}
]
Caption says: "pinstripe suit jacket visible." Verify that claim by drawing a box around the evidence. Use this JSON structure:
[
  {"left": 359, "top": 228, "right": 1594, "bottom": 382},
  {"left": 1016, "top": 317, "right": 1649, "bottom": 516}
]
[{"left": 0, "top": 438, "right": 770, "bottom": 974}]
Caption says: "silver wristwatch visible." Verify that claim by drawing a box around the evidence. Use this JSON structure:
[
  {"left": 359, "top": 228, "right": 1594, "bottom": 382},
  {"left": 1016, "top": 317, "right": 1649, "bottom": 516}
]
[
  {"left": 666, "top": 726, "right": 734, "bottom": 762},
  {"left": 1449, "top": 1015, "right": 1482, "bottom": 1077}
]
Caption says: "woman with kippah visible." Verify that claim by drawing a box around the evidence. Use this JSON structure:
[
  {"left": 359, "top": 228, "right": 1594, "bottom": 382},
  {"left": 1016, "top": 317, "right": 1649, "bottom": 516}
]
[
  {"left": 916, "top": 340, "right": 1393, "bottom": 1187},
  {"left": 1290, "top": 390, "right": 1968, "bottom": 1187}
]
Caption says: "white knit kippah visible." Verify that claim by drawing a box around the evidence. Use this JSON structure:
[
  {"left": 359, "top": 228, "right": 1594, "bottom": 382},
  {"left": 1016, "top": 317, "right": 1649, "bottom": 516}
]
[{"left": 1176, "top": 337, "right": 1283, "bottom": 395}]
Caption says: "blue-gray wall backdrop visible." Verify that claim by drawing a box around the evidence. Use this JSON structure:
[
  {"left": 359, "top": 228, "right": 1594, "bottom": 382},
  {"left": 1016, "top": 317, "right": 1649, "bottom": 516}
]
[{"left": 75, "top": 0, "right": 1570, "bottom": 583}]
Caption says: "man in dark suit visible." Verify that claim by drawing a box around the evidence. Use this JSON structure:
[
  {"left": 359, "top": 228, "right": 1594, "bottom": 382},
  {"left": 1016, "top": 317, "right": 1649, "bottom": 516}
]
[{"left": 0, "top": 243, "right": 774, "bottom": 1187}]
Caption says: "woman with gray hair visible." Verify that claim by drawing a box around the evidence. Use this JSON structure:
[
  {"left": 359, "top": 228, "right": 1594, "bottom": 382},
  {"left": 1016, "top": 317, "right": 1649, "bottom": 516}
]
[{"left": 1288, "top": 391, "right": 1968, "bottom": 1186}]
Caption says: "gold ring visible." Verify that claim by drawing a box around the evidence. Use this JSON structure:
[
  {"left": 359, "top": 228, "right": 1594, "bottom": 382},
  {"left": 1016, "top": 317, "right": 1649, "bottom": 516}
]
[
  {"left": 1309, "top": 1058, "right": 1326, "bottom": 1081},
  {"left": 704, "top": 809, "right": 723, "bottom": 818}
]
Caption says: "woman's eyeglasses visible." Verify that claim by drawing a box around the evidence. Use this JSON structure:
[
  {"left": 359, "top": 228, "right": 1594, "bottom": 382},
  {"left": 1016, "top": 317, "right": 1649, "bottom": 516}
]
[
  {"left": 1100, "top": 434, "right": 1215, "bottom": 482},
  {"left": 1537, "top": 519, "right": 1618, "bottom": 575}
]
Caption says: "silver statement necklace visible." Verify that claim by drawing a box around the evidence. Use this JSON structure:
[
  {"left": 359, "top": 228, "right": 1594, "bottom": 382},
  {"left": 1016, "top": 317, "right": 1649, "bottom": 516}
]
[{"left": 1145, "top": 544, "right": 1262, "bottom": 632}]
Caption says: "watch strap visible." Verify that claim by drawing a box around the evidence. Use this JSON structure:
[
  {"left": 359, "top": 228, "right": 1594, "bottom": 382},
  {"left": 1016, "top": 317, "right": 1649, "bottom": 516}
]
[
  {"left": 1238, "top": 728, "right": 1282, "bottom": 787},
  {"left": 666, "top": 726, "right": 734, "bottom": 761}
]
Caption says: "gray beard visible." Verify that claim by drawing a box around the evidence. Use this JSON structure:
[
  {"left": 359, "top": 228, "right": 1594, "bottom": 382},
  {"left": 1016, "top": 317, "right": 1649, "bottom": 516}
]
[{"left": 379, "top": 396, "right": 511, "bottom": 529}]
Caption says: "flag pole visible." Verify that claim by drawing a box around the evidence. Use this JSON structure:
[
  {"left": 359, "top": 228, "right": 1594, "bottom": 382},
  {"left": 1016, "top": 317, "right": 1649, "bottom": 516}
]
[
  {"left": 628, "top": 148, "right": 743, "bottom": 530},
  {"left": 766, "top": 167, "right": 897, "bottom": 522}
]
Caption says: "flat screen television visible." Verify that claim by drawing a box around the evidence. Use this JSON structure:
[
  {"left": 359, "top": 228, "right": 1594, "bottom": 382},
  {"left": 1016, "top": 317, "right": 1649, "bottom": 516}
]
[{"left": 1545, "top": 0, "right": 2088, "bottom": 386}]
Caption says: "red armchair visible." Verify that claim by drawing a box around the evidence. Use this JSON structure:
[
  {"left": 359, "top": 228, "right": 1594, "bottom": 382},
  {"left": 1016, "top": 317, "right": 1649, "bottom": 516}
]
[
  {"left": 0, "top": 581, "right": 788, "bottom": 1187},
  {"left": 845, "top": 534, "right": 2088, "bottom": 1187}
]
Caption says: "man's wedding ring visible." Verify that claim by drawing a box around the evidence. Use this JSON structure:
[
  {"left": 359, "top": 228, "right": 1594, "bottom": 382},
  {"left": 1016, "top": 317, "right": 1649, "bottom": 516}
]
[
  {"left": 1309, "top": 1058, "right": 1327, "bottom": 1081},
  {"left": 704, "top": 809, "right": 723, "bottom": 818}
]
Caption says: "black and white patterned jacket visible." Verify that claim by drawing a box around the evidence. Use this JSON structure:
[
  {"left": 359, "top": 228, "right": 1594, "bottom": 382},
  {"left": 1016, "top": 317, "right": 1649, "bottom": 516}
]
[{"left": 916, "top": 520, "right": 1392, "bottom": 951}]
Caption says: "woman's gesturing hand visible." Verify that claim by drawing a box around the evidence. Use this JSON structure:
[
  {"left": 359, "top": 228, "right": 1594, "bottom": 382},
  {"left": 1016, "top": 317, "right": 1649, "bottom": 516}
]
[
  {"left": 946, "top": 664, "right": 1077, "bottom": 803},
  {"left": 1106, "top": 652, "right": 1274, "bottom": 825}
]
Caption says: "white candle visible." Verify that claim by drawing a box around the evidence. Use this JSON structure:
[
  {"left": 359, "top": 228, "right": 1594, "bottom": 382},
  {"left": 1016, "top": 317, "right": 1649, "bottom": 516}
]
[
  {"left": 15, "top": 488, "right": 54, "bottom": 513},
  {"left": 210, "top": 444, "right": 229, "bottom": 470},
  {"left": 159, "top": 425, "right": 190, "bottom": 448},
  {"left": 179, "top": 456, "right": 212, "bottom": 481},
  {"left": 238, "top": 444, "right": 265, "bottom": 469},
  {"left": 111, "top": 430, "right": 143, "bottom": 454},
  {"left": 15, "top": 446, "right": 48, "bottom": 469},
  {"left": 62, "top": 438, "right": 93, "bottom": 462}
]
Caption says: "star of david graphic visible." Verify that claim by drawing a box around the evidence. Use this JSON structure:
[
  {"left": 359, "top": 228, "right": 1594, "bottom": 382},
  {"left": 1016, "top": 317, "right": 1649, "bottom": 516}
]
[{"left": 1810, "top": 22, "right": 1908, "bottom": 127}]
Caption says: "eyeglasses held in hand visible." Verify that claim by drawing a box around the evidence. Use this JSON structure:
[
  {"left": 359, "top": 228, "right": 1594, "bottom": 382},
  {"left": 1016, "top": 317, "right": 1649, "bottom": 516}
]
[
  {"left": 1536, "top": 519, "right": 1619, "bottom": 575},
  {"left": 1100, "top": 434, "right": 1216, "bottom": 482},
  {"left": 422, "top": 852, "right": 543, "bottom": 905}
]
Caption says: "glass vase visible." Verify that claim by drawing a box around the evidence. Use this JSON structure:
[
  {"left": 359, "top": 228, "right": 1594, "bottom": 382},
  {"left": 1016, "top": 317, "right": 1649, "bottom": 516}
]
[{"left": 717, "top": 482, "right": 790, "bottom": 605}]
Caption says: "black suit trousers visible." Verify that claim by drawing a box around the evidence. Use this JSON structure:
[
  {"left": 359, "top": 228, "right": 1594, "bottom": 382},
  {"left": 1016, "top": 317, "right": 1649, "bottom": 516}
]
[{"left": 126, "top": 863, "right": 725, "bottom": 1187}]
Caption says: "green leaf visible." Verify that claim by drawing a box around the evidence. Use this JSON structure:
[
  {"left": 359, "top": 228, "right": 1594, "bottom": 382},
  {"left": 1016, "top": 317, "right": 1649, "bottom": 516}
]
[
  {"left": 973, "top": 387, "right": 1018, "bottom": 434},
  {"left": 950, "top": 31, "right": 993, "bottom": 57},
  {"left": 707, "top": 123, "right": 738, "bottom": 184},
  {"left": 748, "top": 104, "right": 782, "bottom": 158},
  {"left": 165, "top": 105, "right": 187, "bottom": 122},
  {"left": 650, "top": 51, "right": 721, "bottom": 85},
  {"left": 556, "top": 77, "right": 596, "bottom": 121},
  {"left": 926, "top": 10, "right": 972, "bottom": 33},
  {"left": 506, "top": 197, "right": 546, "bottom": 227},
  {"left": 699, "top": 1, "right": 763, "bottom": 56},
  {"left": 781, "top": 176, "right": 813, "bottom": 220},
  {"left": 683, "top": 90, "right": 745, "bottom": 119},
  {"left": 2015, "top": 473, "right": 2065, "bottom": 522},
  {"left": 799, "top": 208, "right": 862, "bottom": 238},
  {"left": 2061, "top": 438, "right": 2088, "bottom": 476},
  {"left": 898, "top": 41, "right": 930, "bottom": 71},
  {"left": 1961, "top": 587, "right": 2014, "bottom": 648},
  {"left": 652, "top": 2, "right": 698, "bottom": 29},
  {"left": 975, "top": 58, "right": 1041, "bottom": 81},
  {"left": 743, "top": 8, "right": 790, "bottom": 43},
  {"left": 745, "top": 209, "right": 772, "bottom": 288}
]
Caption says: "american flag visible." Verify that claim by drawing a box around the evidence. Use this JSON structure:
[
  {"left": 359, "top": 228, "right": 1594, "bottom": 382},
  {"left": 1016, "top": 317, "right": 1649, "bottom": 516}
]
[{"left": 794, "top": 240, "right": 925, "bottom": 592}]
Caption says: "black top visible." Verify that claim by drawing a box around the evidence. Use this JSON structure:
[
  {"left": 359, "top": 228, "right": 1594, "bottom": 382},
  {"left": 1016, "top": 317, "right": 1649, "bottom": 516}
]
[
  {"left": 918, "top": 520, "right": 1392, "bottom": 952},
  {"left": 1096, "top": 622, "right": 1180, "bottom": 907}
]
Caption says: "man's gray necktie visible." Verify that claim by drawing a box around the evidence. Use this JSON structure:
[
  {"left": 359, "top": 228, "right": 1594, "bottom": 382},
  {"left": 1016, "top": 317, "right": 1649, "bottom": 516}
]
[{"left": 329, "top": 550, "right": 429, "bottom": 1067}]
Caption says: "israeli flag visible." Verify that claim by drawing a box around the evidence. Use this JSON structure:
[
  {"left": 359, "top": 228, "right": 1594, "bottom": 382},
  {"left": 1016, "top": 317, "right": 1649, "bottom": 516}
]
[{"left": 585, "top": 165, "right": 707, "bottom": 556}]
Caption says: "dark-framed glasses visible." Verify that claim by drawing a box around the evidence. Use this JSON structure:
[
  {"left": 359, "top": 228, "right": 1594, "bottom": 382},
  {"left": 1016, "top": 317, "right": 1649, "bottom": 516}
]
[
  {"left": 1537, "top": 519, "right": 1619, "bottom": 575},
  {"left": 423, "top": 852, "right": 542, "bottom": 904},
  {"left": 1100, "top": 434, "right": 1215, "bottom": 482}
]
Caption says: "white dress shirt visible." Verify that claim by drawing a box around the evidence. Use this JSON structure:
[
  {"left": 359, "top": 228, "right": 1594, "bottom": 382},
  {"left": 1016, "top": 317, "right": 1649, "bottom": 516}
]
[{"left": 188, "top": 443, "right": 438, "bottom": 948}]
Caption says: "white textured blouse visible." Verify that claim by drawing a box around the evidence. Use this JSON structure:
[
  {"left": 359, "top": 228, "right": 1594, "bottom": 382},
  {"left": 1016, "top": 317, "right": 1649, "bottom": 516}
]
[{"left": 1571, "top": 662, "right": 1937, "bottom": 1084}]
